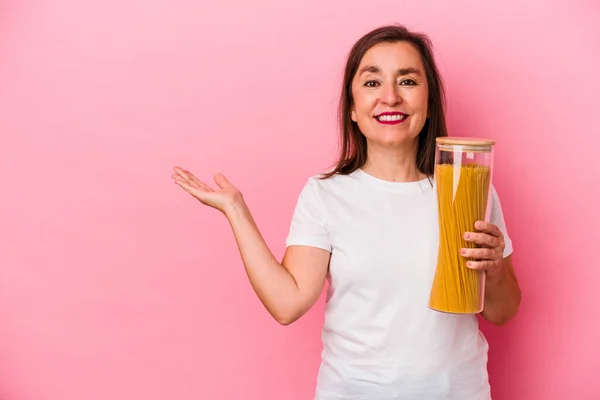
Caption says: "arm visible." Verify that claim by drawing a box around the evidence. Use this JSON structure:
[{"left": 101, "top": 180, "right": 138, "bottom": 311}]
[
  {"left": 226, "top": 200, "right": 330, "bottom": 325},
  {"left": 172, "top": 167, "right": 330, "bottom": 325},
  {"left": 480, "top": 255, "right": 521, "bottom": 325}
]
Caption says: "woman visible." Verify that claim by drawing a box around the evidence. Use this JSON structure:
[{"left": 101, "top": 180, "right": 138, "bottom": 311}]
[{"left": 172, "top": 24, "right": 521, "bottom": 400}]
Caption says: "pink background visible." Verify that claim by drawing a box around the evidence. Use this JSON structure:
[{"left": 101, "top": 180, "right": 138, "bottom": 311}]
[{"left": 1, "top": 0, "right": 599, "bottom": 399}]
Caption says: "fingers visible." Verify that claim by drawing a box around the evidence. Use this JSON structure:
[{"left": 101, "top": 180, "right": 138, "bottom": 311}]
[
  {"left": 466, "top": 260, "right": 497, "bottom": 271},
  {"left": 193, "top": 178, "right": 214, "bottom": 192},
  {"left": 172, "top": 166, "right": 214, "bottom": 192},
  {"left": 172, "top": 174, "right": 186, "bottom": 186},
  {"left": 171, "top": 167, "right": 233, "bottom": 210},
  {"left": 460, "top": 247, "right": 500, "bottom": 260},
  {"left": 464, "top": 221, "right": 504, "bottom": 248},
  {"left": 463, "top": 222, "right": 506, "bottom": 274},
  {"left": 173, "top": 177, "right": 195, "bottom": 194},
  {"left": 187, "top": 171, "right": 213, "bottom": 191},
  {"left": 173, "top": 166, "right": 189, "bottom": 179},
  {"left": 172, "top": 173, "right": 199, "bottom": 190},
  {"left": 173, "top": 167, "right": 194, "bottom": 186},
  {"left": 213, "top": 173, "right": 232, "bottom": 189},
  {"left": 464, "top": 231, "right": 500, "bottom": 248},
  {"left": 474, "top": 221, "right": 502, "bottom": 237}
]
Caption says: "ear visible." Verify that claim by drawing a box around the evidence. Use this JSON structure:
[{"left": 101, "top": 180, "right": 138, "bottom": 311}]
[{"left": 351, "top": 107, "right": 357, "bottom": 122}]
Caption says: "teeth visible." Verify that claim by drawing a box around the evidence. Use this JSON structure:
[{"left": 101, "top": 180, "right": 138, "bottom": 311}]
[{"left": 377, "top": 114, "right": 405, "bottom": 122}]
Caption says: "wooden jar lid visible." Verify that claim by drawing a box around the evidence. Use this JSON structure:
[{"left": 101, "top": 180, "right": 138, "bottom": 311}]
[{"left": 436, "top": 137, "right": 496, "bottom": 146}]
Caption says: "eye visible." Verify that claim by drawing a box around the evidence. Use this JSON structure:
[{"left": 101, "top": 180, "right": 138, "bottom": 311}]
[
  {"left": 364, "top": 80, "right": 380, "bottom": 87},
  {"left": 399, "top": 79, "right": 417, "bottom": 86}
]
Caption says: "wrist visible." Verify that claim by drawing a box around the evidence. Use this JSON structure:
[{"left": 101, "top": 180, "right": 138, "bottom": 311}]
[{"left": 224, "top": 195, "right": 248, "bottom": 220}]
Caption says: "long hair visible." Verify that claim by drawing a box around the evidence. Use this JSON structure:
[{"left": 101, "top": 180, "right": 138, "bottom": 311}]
[{"left": 321, "top": 24, "right": 448, "bottom": 179}]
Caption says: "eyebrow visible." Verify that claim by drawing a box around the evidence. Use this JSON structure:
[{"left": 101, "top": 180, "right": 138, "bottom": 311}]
[{"left": 358, "top": 65, "right": 422, "bottom": 77}]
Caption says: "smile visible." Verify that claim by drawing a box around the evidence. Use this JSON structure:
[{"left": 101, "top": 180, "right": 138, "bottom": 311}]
[{"left": 375, "top": 112, "right": 408, "bottom": 125}]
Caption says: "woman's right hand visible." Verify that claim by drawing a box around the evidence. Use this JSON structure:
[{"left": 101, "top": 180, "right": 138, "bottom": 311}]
[{"left": 171, "top": 166, "right": 243, "bottom": 215}]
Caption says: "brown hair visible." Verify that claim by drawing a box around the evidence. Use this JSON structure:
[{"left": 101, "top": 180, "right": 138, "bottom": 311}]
[{"left": 321, "top": 24, "right": 447, "bottom": 179}]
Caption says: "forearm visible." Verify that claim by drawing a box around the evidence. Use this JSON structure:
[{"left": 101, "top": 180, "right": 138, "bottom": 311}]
[
  {"left": 225, "top": 200, "right": 302, "bottom": 323},
  {"left": 481, "top": 259, "right": 521, "bottom": 325}
]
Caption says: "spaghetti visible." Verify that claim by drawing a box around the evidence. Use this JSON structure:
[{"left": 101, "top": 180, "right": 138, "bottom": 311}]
[{"left": 428, "top": 161, "right": 492, "bottom": 314}]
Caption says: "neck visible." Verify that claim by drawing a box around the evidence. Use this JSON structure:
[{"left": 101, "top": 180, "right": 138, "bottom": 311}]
[{"left": 361, "top": 140, "right": 427, "bottom": 182}]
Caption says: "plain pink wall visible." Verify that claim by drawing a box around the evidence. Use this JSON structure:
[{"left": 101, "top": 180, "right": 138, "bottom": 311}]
[{"left": 1, "top": 0, "right": 599, "bottom": 399}]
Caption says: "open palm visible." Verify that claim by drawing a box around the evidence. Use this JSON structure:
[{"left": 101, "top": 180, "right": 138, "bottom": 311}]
[{"left": 172, "top": 166, "right": 242, "bottom": 214}]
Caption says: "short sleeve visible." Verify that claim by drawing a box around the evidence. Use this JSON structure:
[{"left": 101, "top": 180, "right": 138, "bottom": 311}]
[
  {"left": 489, "top": 185, "right": 513, "bottom": 258},
  {"left": 285, "top": 177, "right": 332, "bottom": 252}
]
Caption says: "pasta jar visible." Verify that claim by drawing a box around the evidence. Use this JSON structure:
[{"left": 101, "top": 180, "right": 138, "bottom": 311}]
[{"left": 428, "top": 137, "right": 495, "bottom": 314}]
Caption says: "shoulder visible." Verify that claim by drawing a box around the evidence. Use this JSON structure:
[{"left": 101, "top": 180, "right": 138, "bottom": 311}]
[
  {"left": 292, "top": 171, "right": 361, "bottom": 209},
  {"left": 298, "top": 171, "right": 361, "bottom": 199},
  {"left": 301, "top": 170, "right": 359, "bottom": 190}
]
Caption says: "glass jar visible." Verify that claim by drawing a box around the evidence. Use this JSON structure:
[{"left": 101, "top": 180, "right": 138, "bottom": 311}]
[{"left": 428, "top": 137, "right": 495, "bottom": 314}]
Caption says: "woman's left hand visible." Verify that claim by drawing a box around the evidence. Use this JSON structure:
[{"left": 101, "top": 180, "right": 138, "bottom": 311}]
[{"left": 461, "top": 221, "right": 506, "bottom": 278}]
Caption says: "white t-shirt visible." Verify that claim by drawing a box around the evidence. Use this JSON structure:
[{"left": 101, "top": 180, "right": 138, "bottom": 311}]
[{"left": 285, "top": 168, "right": 513, "bottom": 400}]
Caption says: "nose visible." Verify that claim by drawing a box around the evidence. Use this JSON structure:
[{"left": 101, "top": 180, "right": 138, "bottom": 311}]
[{"left": 381, "top": 82, "right": 401, "bottom": 106}]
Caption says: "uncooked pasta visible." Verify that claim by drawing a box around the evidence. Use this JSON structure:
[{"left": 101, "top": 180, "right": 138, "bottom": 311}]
[{"left": 428, "top": 161, "right": 492, "bottom": 314}]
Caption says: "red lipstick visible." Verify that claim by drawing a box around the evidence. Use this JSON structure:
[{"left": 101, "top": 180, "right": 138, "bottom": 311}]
[{"left": 375, "top": 111, "right": 408, "bottom": 125}]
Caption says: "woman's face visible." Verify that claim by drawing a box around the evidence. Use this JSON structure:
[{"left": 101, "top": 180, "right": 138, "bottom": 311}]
[{"left": 351, "top": 41, "right": 429, "bottom": 149}]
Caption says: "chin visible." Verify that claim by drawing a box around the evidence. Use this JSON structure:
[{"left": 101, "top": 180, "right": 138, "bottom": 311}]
[{"left": 369, "top": 132, "right": 419, "bottom": 147}]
